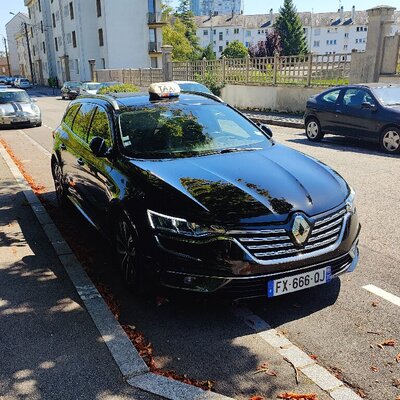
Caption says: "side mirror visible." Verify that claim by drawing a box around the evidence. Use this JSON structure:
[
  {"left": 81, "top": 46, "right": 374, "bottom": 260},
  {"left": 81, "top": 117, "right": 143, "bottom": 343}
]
[
  {"left": 31, "top": 98, "right": 37, "bottom": 102},
  {"left": 258, "top": 123, "right": 273, "bottom": 138},
  {"left": 361, "top": 102, "right": 377, "bottom": 112},
  {"left": 89, "top": 136, "right": 110, "bottom": 157}
]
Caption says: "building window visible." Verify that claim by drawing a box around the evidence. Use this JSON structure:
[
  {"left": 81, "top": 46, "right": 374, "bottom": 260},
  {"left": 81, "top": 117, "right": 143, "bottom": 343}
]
[
  {"left": 31, "top": 27, "right": 33, "bottom": 37},
  {"left": 101, "top": 58, "right": 105, "bottom": 69},
  {"left": 28, "top": 7, "right": 31, "bottom": 19},
  {"left": 38, "top": 0, "right": 41, "bottom": 12},
  {"left": 75, "top": 59, "right": 79, "bottom": 74},
  {"left": 344, "top": 32, "right": 349, "bottom": 38},
  {"left": 226, "top": 29, "right": 229, "bottom": 35},
  {"left": 219, "top": 32, "right": 223, "bottom": 41},
  {"left": 96, "top": 0, "right": 102, "bottom": 17},
  {"left": 55, "top": 37, "right": 58, "bottom": 52},
  {"left": 344, "top": 44, "right": 348, "bottom": 50},
  {"left": 72, "top": 31, "right": 77, "bottom": 47},
  {"left": 40, "top": 21, "right": 43, "bottom": 33},
  {"left": 226, "top": 41, "right": 229, "bottom": 46},
  {"left": 67, "top": 33, "right": 72, "bottom": 44},
  {"left": 356, "top": 27, "right": 360, "bottom": 32},
  {"left": 64, "top": 5, "right": 69, "bottom": 16},
  {"left": 69, "top": 2, "right": 74, "bottom": 19},
  {"left": 42, "top": 41, "right": 45, "bottom": 53},
  {"left": 314, "top": 28, "right": 320, "bottom": 36},
  {"left": 32, "top": 45, "right": 35, "bottom": 56},
  {"left": 246, "top": 30, "right": 251, "bottom": 37},
  {"left": 234, "top": 28, "right": 239, "bottom": 34},
  {"left": 98, "top": 28, "right": 104, "bottom": 46},
  {"left": 203, "top": 30, "right": 208, "bottom": 36},
  {"left": 213, "top": 29, "right": 216, "bottom": 35},
  {"left": 52, "top": 13, "right": 56, "bottom": 27},
  {"left": 313, "top": 40, "right": 320, "bottom": 47},
  {"left": 245, "top": 42, "right": 249, "bottom": 47},
  {"left": 219, "top": 46, "right": 223, "bottom": 52},
  {"left": 150, "top": 57, "right": 158, "bottom": 68}
]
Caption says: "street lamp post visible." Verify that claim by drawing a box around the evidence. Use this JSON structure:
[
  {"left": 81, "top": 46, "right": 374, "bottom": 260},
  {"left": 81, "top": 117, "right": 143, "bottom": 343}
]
[
  {"left": 9, "top": 12, "right": 35, "bottom": 84},
  {"left": 1, "top": 36, "right": 11, "bottom": 77}
]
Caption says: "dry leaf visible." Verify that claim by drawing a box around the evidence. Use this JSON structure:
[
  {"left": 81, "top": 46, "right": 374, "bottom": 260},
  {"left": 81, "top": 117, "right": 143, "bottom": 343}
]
[
  {"left": 310, "top": 354, "right": 318, "bottom": 360},
  {"left": 378, "top": 339, "right": 396, "bottom": 347},
  {"left": 371, "top": 301, "right": 378, "bottom": 307},
  {"left": 356, "top": 388, "right": 366, "bottom": 398},
  {"left": 277, "top": 393, "right": 318, "bottom": 400},
  {"left": 249, "top": 396, "right": 265, "bottom": 400},
  {"left": 393, "top": 378, "right": 400, "bottom": 388},
  {"left": 254, "top": 363, "right": 277, "bottom": 377},
  {"left": 370, "top": 366, "right": 378, "bottom": 372},
  {"left": 396, "top": 353, "right": 400, "bottom": 363}
]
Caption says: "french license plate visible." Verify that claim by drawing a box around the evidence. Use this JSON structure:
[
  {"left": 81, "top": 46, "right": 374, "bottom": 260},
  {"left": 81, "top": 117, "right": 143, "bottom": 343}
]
[{"left": 267, "top": 267, "right": 331, "bottom": 298}]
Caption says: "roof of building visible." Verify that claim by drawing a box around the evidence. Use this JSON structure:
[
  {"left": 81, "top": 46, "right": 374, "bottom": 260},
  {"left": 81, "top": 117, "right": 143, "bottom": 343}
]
[{"left": 195, "top": 9, "right": 400, "bottom": 29}]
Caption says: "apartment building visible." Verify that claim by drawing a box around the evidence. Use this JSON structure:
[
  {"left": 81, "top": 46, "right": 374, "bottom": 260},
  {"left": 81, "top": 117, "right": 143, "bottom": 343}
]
[
  {"left": 191, "top": 0, "right": 243, "bottom": 17},
  {"left": 18, "top": 0, "right": 164, "bottom": 84},
  {"left": 5, "top": 13, "right": 31, "bottom": 77},
  {"left": 196, "top": 7, "right": 400, "bottom": 58}
]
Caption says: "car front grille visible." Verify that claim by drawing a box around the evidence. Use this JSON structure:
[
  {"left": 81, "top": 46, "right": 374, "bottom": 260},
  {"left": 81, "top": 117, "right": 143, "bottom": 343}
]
[{"left": 230, "top": 208, "right": 347, "bottom": 262}]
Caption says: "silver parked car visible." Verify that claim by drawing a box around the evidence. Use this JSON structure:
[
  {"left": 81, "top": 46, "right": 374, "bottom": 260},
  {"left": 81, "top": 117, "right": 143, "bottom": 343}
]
[{"left": 0, "top": 89, "right": 42, "bottom": 128}]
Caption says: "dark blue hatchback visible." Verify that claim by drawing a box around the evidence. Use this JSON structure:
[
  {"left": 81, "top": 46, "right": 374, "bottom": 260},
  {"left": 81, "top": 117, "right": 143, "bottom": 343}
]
[{"left": 304, "top": 84, "right": 400, "bottom": 154}]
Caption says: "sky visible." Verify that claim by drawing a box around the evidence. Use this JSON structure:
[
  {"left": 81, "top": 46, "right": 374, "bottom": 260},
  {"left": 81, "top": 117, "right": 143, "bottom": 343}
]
[{"left": 1, "top": 0, "right": 399, "bottom": 51}]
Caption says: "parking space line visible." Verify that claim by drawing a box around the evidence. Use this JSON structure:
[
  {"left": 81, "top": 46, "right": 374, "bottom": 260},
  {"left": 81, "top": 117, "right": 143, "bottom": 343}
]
[
  {"left": 362, "top": 284, "right": 400, "bottom": 307},
  {"left": 232, "top": 307, "right": 362, "bottom": 400},
  {"left": 43, "top": 124, "right": 53, "bottom": 131},
  {"left": 17, "top": 130, "right": 51, "bottom": 159}
]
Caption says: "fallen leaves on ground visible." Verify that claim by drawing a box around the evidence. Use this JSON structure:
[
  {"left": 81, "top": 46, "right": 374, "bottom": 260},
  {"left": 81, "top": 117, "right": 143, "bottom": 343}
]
[
  {"left": 254, "top": 363, "right": 277, "bottom": 377},
  {"left": 377, "top": 339, "right": 396, "bottom": 349},
  {"left": 309, "top": 354, "right": 318, "bottom": 360},
  {"left": 277, "top": 393, "right": 318, "bottom": 400},
  {"left": 396, "top": 352, "right": 400, "bottom": 363},
  {"left": 356, "top": 388, "right": 367, "bottom": 398},
  {"left": 393, "top": 378, "right": 400, "bottom": 388},
  {"left": 249, "top": 396, "right": 265, "bottom": 400},
  {"left": 371, "top": 301, "right": 378, "bottom": 307},
  {"left": 370, "top": 366, "right": 379, "bottom": 372}
]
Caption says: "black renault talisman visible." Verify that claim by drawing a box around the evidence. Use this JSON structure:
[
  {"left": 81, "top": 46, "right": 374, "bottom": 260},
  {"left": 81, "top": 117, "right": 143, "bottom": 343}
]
[{"left": 51, "top": 82, "right": 360, "bottom": 299}]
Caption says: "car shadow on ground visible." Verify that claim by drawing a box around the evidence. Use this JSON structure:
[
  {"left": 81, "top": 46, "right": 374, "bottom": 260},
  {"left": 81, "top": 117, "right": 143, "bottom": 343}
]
[{"left": 286, "top": 133, "right": 399, "bottom": 159}]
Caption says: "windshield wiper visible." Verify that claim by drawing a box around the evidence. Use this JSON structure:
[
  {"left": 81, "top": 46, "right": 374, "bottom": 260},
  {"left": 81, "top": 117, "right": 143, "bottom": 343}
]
[{"left": 219, "top": 147, "right": 262, "bottom": 154}]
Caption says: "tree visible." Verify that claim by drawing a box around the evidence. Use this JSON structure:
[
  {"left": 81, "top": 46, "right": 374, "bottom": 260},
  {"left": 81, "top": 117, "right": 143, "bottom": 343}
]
[
  {"left": 274, "top": 0, "right": 307, "bottom": 55},
  {"left": 221, "top": 40, "right": 248, "bottom": 59},
  {"left": 249, "top": 31, "right": 282, "bottom": 57},
  {"left": 201, "top": 43, "right": 216, "bottom": 60},
  {"left": 163, "top": 18, "right": 194, "bottom": 61}
]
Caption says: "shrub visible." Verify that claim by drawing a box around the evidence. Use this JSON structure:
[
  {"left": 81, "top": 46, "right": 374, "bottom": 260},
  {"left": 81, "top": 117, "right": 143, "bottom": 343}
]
[
  {"left": 195, "top": 72, "right": 224, "bottom": 97},
  {"left": 97, "top": 83, "right": 139, "bottom": 94}
]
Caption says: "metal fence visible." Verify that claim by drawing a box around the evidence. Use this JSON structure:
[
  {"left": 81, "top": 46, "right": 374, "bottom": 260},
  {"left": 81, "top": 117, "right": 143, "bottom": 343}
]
[
  {"left": 172, "top": 53, "right": 351, "bottom": 87},
  {"left": 96, "top": 68, "right": 163, "bottom": 87}
]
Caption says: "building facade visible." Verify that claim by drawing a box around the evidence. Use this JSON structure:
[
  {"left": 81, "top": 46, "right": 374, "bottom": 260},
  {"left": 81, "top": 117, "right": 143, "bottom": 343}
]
[
  {"left": 5, "top": 12, "right": 30, "bottom": 77},
  {"left": 191, "top": 0, "right": 243, "bottom": 17},
  {"left": 17, "top": 0, "right": 164, "bottom": 84},
  {"left": 196, "top": 7, "right": 400, "bottom": 58}
]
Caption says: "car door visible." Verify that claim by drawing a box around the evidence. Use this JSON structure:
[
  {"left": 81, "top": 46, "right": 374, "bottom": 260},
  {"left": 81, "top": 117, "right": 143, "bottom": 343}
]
[
  {"left": 62, "top": 102, "right": 97, "bottom": 210},
  {"left": 337, "top": 88, "right": 380, "bottom": 140},
  {"left": 77, "top": 105, "right": 117, "bottom": 227},
  {"left": 316, "top": 88, "right": 342, "bottom": 134}
]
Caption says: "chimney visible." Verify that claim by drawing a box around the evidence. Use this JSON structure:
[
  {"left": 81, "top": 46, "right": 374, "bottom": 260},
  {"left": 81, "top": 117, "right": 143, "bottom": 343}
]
[
  {"left": 351, "top": 5, "right": 355, "bottom": 21},
  {"left": 340, "top": 6, "right": 343, "bottom": 22},
  {"left": 270, "top": 8, "right": 273, "bottom": 24}
]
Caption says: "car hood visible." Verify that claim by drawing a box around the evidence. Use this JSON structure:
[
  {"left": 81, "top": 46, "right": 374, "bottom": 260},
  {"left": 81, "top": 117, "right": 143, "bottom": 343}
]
[
  {"left": 0, "top": 102, "right": 36, "bottom": 114},
  {"left": 130, "top": 144, "right": 349, "bottom": 225}
]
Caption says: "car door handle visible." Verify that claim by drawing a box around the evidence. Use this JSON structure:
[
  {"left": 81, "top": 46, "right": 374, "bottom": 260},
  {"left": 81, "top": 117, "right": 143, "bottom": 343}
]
[
  {"left": 335, "top": 110, "right": 342, "bottom": 114},
  {"left": 77, "top": 158, "right": 85, "bottom": 166}
]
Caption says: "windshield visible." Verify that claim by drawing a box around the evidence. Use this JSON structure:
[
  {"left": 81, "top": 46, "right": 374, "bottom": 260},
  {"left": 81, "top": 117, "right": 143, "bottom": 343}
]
[
  {"left": 66, "top": 81, "right": 81, "bottom": 88},
  {"left": 372, "top": 87, "right": 400, "bottom": 106},
  {"left": 178, "top": 83, "right": 212, "bottom": 94},
  {"left": 0, "top": 91, "right": 31, "bottom": 104},
  {"left": 100, "top": 82, "right": 119, "bottom": 88},
  {"left": 118, "top": 103, "right": 270, "bottom": 159},
  {"left": 85, "top": 83, "right": 101, "bottom": 90}
]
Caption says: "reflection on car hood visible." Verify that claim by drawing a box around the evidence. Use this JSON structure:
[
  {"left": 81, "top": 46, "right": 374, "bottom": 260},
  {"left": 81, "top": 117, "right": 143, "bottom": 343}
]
[
  {"left": 0, "top": 102, "right": 36, "bottom": 114},
  {"left": 131, "top": 144, "right": 349, "bottom": 224}
]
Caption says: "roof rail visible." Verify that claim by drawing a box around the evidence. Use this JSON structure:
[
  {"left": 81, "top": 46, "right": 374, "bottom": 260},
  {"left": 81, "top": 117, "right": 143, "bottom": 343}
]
[
  {"left": 182, "top": 90, "right": 223, "bottom": 102},
  {"left": 77, "top": 93, "right": 121, "bottom": 110}
]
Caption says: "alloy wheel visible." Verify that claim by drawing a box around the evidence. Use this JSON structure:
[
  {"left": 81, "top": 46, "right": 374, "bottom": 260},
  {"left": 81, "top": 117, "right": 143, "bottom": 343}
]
[
  {"left": 116, "top": 219, "right": 137, "bottom": 287},
  {"left": 307, "top": 121, "right": 319, "bottom": 139},
  {"left": 53, "top": 162, "right": 66, "bottom": 204},
  {"left": 382, "top": 130, "right": 400, "bottom": 153}
]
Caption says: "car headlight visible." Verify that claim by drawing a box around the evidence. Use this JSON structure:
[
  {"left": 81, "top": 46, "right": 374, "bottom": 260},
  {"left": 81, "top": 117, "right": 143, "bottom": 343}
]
[
  {"left": 147, "top": 210, "right": 223, "bottom": 237},
  {"left": 31, "top": 104, "right": 40, "bottom": 115},
  {"left": 0, "top": 108, "right": 4, "bottom": 116},
  {"left": 346, "top": 187, "right": 356, "bottom": 214}
]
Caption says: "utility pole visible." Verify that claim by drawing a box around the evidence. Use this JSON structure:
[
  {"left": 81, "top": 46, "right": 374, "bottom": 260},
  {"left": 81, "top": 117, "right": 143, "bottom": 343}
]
[
  {"left": 23, "top": 22, "right": 34, "bottom": 83},
  {"left": 3, "top": 37, "right": 11, "bottom": 77}
]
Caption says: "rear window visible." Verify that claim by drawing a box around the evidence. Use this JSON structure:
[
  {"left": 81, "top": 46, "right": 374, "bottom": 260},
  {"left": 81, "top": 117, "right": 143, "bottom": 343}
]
[
  {"left": 21, "top": 79, "right": 29, "bottom": 83},
  {"left": 63, "top": 104, "right": 81, "bottom": 128},
  {"left": 320, "top": 89, "right": 340, "bottom": 104},
  {"left": 72, "top": 103, "right": 96, "bottom": 141}
]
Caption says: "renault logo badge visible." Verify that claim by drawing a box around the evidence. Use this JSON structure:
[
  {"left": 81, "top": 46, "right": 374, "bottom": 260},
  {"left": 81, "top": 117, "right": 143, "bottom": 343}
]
[{"left": 292, "top": 214, "right": 311, "bottom": 246}]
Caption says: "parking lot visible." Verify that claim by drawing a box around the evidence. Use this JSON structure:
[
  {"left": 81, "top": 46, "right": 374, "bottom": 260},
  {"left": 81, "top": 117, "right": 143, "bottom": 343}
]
[{"left": 0, "top": 89, "right": 399, "bottom": 400}]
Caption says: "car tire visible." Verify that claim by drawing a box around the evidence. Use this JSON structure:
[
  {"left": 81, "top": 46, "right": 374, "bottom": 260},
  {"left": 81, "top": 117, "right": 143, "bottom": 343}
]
[
  {"left": 380, "top": 127, "right": 400, "bottom": 154},
  {"left": 115, "top": 214, "right": 146, "bottom": 293},
  {"left": 51, "top": 159, "right": 68, "bottom": 206},
  {"left": 305, "top": 118, "right": 324, "bottom": 142},
  {"left": 36, "top": 121, "right": 42, "bottom": 127}
]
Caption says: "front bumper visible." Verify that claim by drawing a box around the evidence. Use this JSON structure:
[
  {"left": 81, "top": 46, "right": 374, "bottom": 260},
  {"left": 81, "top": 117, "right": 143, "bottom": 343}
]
[{"left": 0, "top": 115, "right": 41, "bottom": 126}]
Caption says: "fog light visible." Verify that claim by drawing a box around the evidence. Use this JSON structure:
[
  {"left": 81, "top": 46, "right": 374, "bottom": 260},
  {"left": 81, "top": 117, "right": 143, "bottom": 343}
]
[{"left": 183, "top": 276, "right": 196, "bottom": 285}]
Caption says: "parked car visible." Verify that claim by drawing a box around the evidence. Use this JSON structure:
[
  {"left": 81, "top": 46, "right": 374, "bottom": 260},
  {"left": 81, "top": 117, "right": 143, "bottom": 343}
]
[
  {"left": 0, "top": 88, "right": 41, "bottom": 128},
  {"left": 51, "top": 82, "right": 360, "bottom": 298},
  {"left": 61, "top": 81, "right": 82, "bottom": 100},
  {"left": 97, "top": 81, "right": 120, "bottom": 93},
  {"left": 0, "top": 76, "right": 8, "bottom": 84},
  {"left": 14, "top": 78, "right": 23, "bottom": 88},
  {"left": 18, "top": 78, "right": 33, "bottom": 89},
  {"left": 173, "top": 81, "right": 213, "bottom": 95},
  {"left": 80, "top": 82, "right": 102, "bottom": 95},
  {"left": 304, "top": 83, "right": 400, "bottom": 154}
]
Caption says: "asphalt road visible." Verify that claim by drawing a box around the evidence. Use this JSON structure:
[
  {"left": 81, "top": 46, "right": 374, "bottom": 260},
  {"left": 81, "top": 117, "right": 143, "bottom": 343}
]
[{"left": 0, "top": 88, "right": 399, "bottom": 400}]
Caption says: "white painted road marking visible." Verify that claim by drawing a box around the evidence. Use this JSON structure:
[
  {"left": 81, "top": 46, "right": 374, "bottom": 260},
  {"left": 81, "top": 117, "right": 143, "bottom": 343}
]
[
  {"left": 363, "top": 284, "right": 400, "bottom": 307},
  {"left": 232, "top": 307, "right": 362, "bottom": 400},
  {"left": 18, "top": 129, "right": 51, "bottom": 159}
]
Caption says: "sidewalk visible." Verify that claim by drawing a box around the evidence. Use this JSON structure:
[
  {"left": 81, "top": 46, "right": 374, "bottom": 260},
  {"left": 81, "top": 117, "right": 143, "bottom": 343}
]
[
  {"left": 242, "top": 110, "right": 304, "bottom": 129},
  {"left": 0, "top": 150, "right": 159, "bottom": 399}
]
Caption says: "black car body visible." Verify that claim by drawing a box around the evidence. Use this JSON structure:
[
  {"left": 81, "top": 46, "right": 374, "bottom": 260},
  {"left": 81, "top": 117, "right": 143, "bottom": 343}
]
[
  {"left": 51, "top": 84, "right": 360, "bottom": 299},
  {"left": 61, "top": 81, "right": 82, "bottom": 100},
  {"left": 304, "top": 84, "right": 400, "bottom": 154}
]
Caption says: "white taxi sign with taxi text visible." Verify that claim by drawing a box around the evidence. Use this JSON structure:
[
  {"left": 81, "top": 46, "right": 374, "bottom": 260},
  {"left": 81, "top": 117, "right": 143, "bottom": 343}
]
[{"left": 149, "top": 82, "right": 181, "bottom": 99}]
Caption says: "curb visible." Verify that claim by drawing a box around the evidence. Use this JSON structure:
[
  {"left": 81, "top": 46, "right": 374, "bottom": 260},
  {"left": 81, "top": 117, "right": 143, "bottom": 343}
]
[
  {"left": 244, "top": 113, "right": 304, "bottom": 129},
  {"left": 0, "top": 142, "right": 235, "bottom": 400}
]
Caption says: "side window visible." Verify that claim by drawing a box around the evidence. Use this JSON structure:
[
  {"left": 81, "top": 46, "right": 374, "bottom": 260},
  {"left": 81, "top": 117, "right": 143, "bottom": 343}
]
[
  {"left": 343, "top": 89, "right": 373, "bottom": 108},
  {"left": 72, "top": 103, "right": 96, "bottom": 142},
  {"left": 88, "top": 106, "right": 112, "bottom": 147},
  {"left": 321, "top": 89, "right": 341, "bottom": 104},
  {"left": 63, "top": 104, "right": 80, "bottom": 128}
]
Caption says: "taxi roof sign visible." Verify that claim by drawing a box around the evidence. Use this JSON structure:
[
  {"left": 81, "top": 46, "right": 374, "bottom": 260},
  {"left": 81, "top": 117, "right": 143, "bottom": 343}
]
[{"left": 149, "top": 82, "right": 181, "bottom": 100}]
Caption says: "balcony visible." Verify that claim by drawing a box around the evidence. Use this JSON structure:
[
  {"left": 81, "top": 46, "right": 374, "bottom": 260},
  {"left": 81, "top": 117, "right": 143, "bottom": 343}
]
[
  {"left": 149, "top": 41, "right": 162, "bottom": 53},
  {"left": 147, "top": 12, "right": 167, "bottom": 25}
]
